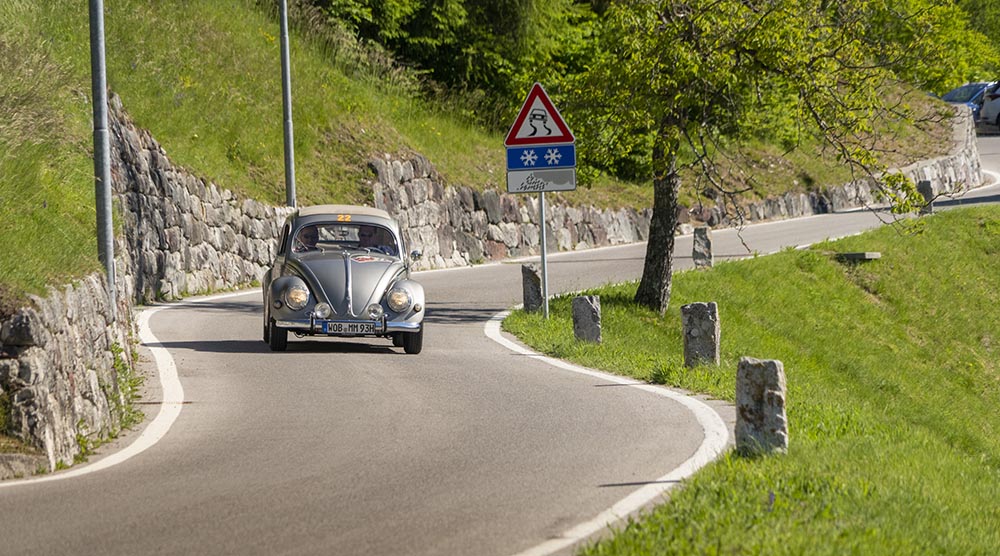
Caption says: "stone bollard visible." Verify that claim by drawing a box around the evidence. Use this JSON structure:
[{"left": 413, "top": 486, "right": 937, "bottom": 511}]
[
  {"left": 693, "top": 226, "right": 713, "bottom": 268},
  {"left": 681, "top": 302, "right": 720, "bottom": 367},
  {"left": 572, "top": 296, "right": 601, "bottom": 343},
  {"left": 522, "top": 264, "right": 543, "bottom": 312},
  {"left": 917, "top": 180, "right": 934, "bottom": 215},
  {"left": 735, "top": 357, "right": 788, "bottom": 455}
]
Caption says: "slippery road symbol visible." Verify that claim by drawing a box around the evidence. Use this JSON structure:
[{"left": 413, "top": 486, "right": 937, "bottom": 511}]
[
  {"left": 527, "top": 109, "right": 553, "bottom": 137},
  {"left": 504, "top": 83, "right": 575, "bottom": 146}
]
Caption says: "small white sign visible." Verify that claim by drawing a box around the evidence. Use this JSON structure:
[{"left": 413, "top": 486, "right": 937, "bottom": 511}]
[{"left": 506, "top": 168, "right": 577, "bottom": 194}]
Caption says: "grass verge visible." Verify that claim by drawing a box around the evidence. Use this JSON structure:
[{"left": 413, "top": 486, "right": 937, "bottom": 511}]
[{"left": 503, "top": 206, "right": 1000, "bottom": 554}]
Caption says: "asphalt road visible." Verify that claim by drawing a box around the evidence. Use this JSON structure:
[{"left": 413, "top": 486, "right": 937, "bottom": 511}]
[{"left": 2, "top": 139, "right": 999, "bottom": 556}]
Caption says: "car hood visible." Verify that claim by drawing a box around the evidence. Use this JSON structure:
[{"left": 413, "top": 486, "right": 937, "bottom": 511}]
[{"left": 291, "top": 251, "right": 404, "bottom": 318}]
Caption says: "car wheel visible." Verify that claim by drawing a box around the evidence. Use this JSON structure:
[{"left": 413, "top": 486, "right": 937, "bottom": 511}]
[
  {"left": 392, "top": 333, "right": 404, "bottom": 347},
  {"left": 268, "top": 319, "right": 288, "bottom": 351},
  {"left": 402, "top": 327, "right": 423, "bottom": 355}
]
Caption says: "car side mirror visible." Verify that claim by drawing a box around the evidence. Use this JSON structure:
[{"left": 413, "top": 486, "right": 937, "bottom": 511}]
[{"left": 410, "top": 250, "right": 423, "bottom": 261}]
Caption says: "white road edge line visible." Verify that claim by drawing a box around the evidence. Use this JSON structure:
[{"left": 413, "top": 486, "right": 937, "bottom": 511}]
[
  {"left": 0, "top": 290, "right": 250, "bottom": 489},
  {"left": 485, "top": 311, "right": 730, "bottom": 556}
]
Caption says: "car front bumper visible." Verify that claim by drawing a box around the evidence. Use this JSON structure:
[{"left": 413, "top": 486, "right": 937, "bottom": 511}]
[{"left": 274, "top": 318, "right": 421, "bottom": 335}]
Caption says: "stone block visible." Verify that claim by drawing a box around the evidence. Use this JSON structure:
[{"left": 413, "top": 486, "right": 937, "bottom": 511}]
[
  {"left": 482, "top": 190, "right": 503, "bottom": 225},
  {"left": 693, "top": 227, "right": 713, "bottom": 268},
  {"left": 917, "top": 179, "right": 934, "bottom": 214},
  {"left": 572, "top": 296, "right": 601, "bottom": 343},
  {"left": 521, "top": 264, "right": 543, "bottom": 313},
  {"left": 736, "top": 357, "right": 788, "bottom": 455},
  {"left": 681, "top": 302, "right": 720, "bottom": 367},
  {"left": 1, "top": 309, "right": 47, "bottom": 348}
]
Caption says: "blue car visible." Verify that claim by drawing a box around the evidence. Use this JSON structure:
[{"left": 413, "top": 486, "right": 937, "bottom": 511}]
[{"left": 940, "top": 81, "right": 996, "bottom": 122}]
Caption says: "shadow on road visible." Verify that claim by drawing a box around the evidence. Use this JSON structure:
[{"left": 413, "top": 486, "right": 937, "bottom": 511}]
[
  {"left": 145, "top": 301, "right": 259, "bottom": 314},
  {"left": 424, "top": 303, "right": 506, "bottom": 324},
  {"left": 145, "top": 338, "right": 399, "bottom": 355},
  {"left": 936, "top": 193, "right": 1000, "bottom": 208},
  {"left": 532, "top": 256, "right": 645, "bottom": 265},
  {"left": 598, "top": 479, "right": 681, "bottom": 488}
]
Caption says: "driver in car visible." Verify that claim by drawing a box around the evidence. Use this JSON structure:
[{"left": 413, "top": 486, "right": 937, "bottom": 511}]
[{"left": 358, "top": 225, "right": 397, "bottom": 256}]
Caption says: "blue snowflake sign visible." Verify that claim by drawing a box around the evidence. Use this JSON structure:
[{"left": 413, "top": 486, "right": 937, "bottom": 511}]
[{"left": 506, "top": 144, "right": 575, "bottom": 171}]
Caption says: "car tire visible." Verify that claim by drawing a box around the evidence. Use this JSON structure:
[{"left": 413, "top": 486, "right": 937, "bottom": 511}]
[
  {"left": 392, "top": 333, "right": 404, "bottom": 347},
  {"left": 263, "top": 305, "right": 271, "bottom": 343},
  {"left": 402, "top": 327, "right": 423, "bottom": 355},
  {"left": 268, "top": 319, "right": 288, "bottom": 351}
]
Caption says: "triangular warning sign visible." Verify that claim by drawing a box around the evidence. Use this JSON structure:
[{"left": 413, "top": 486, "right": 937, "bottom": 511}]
[{"left": 504, "top": 83, "right": 575, "bottom": 146}]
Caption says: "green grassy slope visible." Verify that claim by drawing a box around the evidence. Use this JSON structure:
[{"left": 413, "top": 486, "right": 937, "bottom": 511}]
[
  {"left": 504, "top": 207, "right": 1000, "bottom": 554},
  {"left": 0, "top": 3, "right": 101, "bottom": 308},
  {"left": 0, "top": 0, "right": 954, "bottom": 306}
]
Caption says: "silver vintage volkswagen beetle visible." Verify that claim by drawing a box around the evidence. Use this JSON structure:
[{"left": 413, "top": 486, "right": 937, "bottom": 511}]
[{"left": 262, "top": 205, "right": 425, "bottom": 353}]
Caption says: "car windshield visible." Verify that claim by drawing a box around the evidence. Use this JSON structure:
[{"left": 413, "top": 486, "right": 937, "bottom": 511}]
[
  {"left": 292, "top": 222, "right": 399, "bottom": 256},
  {"left": 941, "top": 83, "right": 988, "bottom": 103}
]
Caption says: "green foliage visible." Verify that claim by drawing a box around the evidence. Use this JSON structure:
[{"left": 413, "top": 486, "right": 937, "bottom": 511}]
[
  {"left": 73, "top": 419, "right": 94, "bottom": 464},
  {"left": 504, "top": 207, "right": 1000, "bottom": 554},
  {"left": 563, "top": 0, "right": 983, "bottom": 193},
  {"left": 0, "top": 391, "right": 9, "bottom": 434},
  {"left": 314, "top": 0, "right": 590, "bottom": 128},
  {"left": 111, "top": 342, "right": 145, "bottom": 431},
  {"left": 948, "top": 0, "right": 1000, "bottom": 81}
]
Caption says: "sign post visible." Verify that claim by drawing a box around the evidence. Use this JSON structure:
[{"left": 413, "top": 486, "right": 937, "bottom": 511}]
[{"left": 504, "top": 83, "right": 576, "bottom": 319}]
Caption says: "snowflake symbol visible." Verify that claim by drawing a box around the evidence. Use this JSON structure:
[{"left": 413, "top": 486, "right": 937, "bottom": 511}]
[
  {"left": 520, "top": 149, "right": 538, "bottom": 166},
  {"left": 544, "top": 148, "right": 562, "bottom": 165}
]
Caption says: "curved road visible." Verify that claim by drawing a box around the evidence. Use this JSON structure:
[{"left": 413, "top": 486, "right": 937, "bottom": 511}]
[{"left": 3, "top": 139, "right": 999, "bottom": 555}]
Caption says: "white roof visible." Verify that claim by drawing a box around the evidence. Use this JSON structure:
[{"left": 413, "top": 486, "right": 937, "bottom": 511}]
[{"left": 297, "top": 204, "right": 391, "bottom": 219}]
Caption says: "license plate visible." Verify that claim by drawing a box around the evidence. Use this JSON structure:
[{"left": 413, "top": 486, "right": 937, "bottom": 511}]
[{"left": 323, "top": 321, "right": 377, "bottom": 335}]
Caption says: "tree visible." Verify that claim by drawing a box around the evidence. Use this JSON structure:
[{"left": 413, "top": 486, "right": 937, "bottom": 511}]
[{"left": 563, "top": 0, "right": 984, "bottom": 314}]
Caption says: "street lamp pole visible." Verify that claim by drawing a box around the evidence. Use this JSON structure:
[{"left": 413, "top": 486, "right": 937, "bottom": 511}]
[
  {"left": 89, "top": 0, "right": 116, "bottom": 321},
  {"left": 279, "top": 0, "right": 297, "bottom": 208}
]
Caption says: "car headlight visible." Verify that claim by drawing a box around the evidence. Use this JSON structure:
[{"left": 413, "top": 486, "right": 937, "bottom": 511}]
[
  {"left": 367, "top": 303, "right": 384, "bottom": 320},
  {"left": 313, "top": 302, "right": 332, "bottom": 318},
  {"left": 386, "top": 287, "right": 412, "bottom": 313},
  {"left": 285, "top": 284, "right": 310, "bottom": 310}
]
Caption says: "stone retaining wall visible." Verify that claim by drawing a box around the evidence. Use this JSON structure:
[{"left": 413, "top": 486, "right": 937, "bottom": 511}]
[
  {"left": 0, "top": 270, "right": 136, "bottom": 472},
  {"left": 369, "top": 157, "right": 651, "bottom": 269},
  {"left": 110, "top": 96, "right": 294, "bottom": 303}
]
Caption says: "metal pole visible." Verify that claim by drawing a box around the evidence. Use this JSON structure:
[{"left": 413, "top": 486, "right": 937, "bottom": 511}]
[
  {"left": 279, "top": 0, "right": 297, "bottom": 207},
  {"left": 539, "top": 192, "right": 549, "bottom": 319},
  {"left": 89, "top": 0, "right": 116, "bottom": 321}
]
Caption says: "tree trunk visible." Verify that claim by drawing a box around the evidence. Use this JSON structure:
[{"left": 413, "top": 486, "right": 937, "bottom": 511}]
[{"left": 634, "top": 128, "right": 680, "bottom": 315}]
